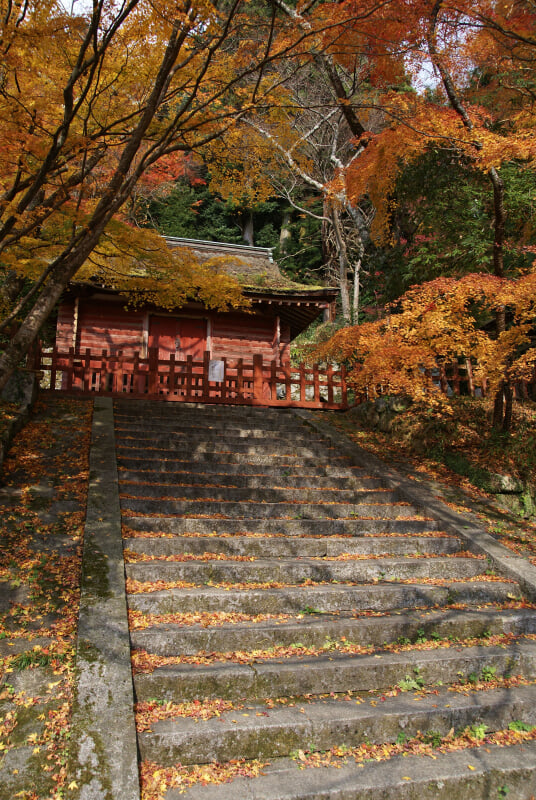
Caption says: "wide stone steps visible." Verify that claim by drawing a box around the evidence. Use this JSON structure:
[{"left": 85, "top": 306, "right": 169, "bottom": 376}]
[
  {"left": 124, "top": 517, "right": 442, "bottom": 535},
  {"left": 121, "top": 498, "right": 418, "bottom": 519},
  {"left": 164, "top": 741, "right": 536, "bottom": 800},
  {"left": 124, "top": 533, "right": 462, "bottom": 557},
  {"left": 119, "top": 483, "right": 397, "bottom": 504},
  {"left": 118, "top": 472, "right": 385, "bottom": 491},
  {"left": 126, "top": 580, "right": 519, "bottom": 615},
  {"left": 114, "top": 407, "right": 301, "bottom": 427},
  {"left": 116, "top": 426, "right": 328, "bottom": 444},
  {"left": 117, "top": 458, "right": 370, "bottom": 479},
  {"left": 138, "top": 684, "right": 536, "bottom": 766},
  {"left": 131, "top": 607, "right": 536, "bottom": 664},
  {"left": 116, "top": 446, "right": 348, "bottom": 466},
  {"left": 112, "top": 400, "right": 536, "bottom": 799},
  {"left": 124, "top": 554, "right": 486, "bottom": 584}
]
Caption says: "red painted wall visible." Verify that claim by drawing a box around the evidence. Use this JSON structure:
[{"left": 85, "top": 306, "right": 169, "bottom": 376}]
[{"left": 56, "top": 299, "right": 291, "bottom": 365}]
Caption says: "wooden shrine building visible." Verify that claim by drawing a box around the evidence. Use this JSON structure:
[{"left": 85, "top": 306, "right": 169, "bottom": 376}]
[{"left": 41, "top": 238, "right": 346, "bottom": 408}]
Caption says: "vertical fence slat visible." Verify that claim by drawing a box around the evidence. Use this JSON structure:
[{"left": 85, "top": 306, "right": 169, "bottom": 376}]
[
  {"left": 313, "top": 364, "right": 320, "bottom": 405},
  {"left": 83, "top": 349, "right": 91, "bottom": 392},
  {"left": 185, "top": 355, "right": 193, "bottom": 401},
  {"left": 148, "top": 347, "right": 158, "bottom": 395},
  {"left": 220, "top": 357, "right": 227, "bottom": 402},
  {"left": 253, "top": 354, "right": 263, "bottom": 401},
  {"left": 202, "top": 351, "right": 210, "bottom": 401},
  {"left": 326, "top": 364, "right": 334, "bottom": 405},
  {"left": 270, "top": 359, "right": 277, "bottom": 402},
  {"left": 341, "top": 364, "right": 348, "bottom": 408},
  {"left": 66, "top": 346, "right": 75, "bottom": 390},
  {"left": 168, "top": 353, "right": 176, "bottom": 397},
  {"left": 237, "top": 359, "right": 244, "bottom": 401},
  {"left": 50, "top": 347, "right": 58, "bottom": 391}
]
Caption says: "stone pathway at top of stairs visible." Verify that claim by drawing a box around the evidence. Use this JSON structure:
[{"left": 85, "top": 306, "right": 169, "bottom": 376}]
[{"left": 114, "top": 399, "right": 536, "bottom": 800}]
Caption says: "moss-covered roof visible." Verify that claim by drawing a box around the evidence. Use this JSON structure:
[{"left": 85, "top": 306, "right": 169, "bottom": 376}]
[{"left": 164, "top": 237, "right": 325, "bottom": 292}]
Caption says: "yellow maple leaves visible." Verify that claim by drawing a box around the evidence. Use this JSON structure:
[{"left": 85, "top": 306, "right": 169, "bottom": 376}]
[{"left": 314, "top": 269, "right": 536, "bottom": 404}]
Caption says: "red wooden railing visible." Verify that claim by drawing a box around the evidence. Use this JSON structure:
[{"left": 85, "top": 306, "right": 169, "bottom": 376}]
[{"left": 33, "top": 347, "right": 349, "bottom": 410}]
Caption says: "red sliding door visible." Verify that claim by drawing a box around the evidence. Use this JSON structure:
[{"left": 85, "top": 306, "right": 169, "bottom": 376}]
[{"left": 148, "top": 316, "right": 206, "bottom": 360}]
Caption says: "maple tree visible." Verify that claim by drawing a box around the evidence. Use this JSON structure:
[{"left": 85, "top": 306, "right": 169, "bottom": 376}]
[
  {"left": 291, "top": 0, "right": 536, "bottom": 428},
  {"left": 0, "top": 0, "right": 327, "bottom": 392},
  {"left": 315, "top": 270, "right": 536, "bottom": 431}
]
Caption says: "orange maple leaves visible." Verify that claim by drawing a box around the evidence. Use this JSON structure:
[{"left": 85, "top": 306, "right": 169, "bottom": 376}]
[{"left": 315, "top": 270, "right": 536, "bottom": 403}]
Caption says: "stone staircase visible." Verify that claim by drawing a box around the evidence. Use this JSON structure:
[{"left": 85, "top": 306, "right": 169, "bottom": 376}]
[{"left": 114, "top": 400, "right": 536, "bottom": 799}]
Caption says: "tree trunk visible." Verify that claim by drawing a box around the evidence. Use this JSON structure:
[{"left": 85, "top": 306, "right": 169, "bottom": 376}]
[
  {"left": 331, "top": 205, "right": 351, "bottom": 323},
  {"left": 0, "top": 226, "right": 108, "bottom": 394},
  {"left": 351, "top": 231, "right": 364, "bottom": 325},
  {"left": 490, "top": 166, "right": 510, "bottom": 430},
  {"left": 0, "top": 271, "right": 25, "bottom": 319},
  {"left": 279, "top": 209, "right": 292, "bottom": 255},
  {"left": 241, "top": 210, "right": 255, "bottom": 246}
]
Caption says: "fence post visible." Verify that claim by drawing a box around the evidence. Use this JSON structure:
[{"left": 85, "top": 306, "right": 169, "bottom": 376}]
[
  {"left": 237, "top": 358, "right": 244, "bottom": 401},
  {"left": 270, "top": 359, "right": 277, "bottom": 402},
  {"left": 202, "top": 351, "right": 210, "bottom": 401},
  {"left": 220, "top": 357, "right": 227, "bottom": 402},
  {"left": 50, "top": 347, "right": 58, "bottom": 391},
  {"left": 299, "top": 363, "right": 306, "bottom": 403},
  {"left": 83, "top": 349, "right": 91, "bottom": 392},
  {"left": 66, "top": 346, "right": 75, "bottom": 390},
  {"left": 284, "top": 362, "right": 291, "bottom": 401},
  {"left": 313, "top": 363, "right": 320, "bottom": 405},
  {"left": 148, "top": 347, "right": 158, "bottom": 395},
  {"left": 326, "top": 364, "right": 334, "bottom": 405},
  {"left": 340, "top": 364, "right": 348, "bottom": 408},
  {"left": 185, "top": 355, "right": 193, "bottom": 400},
  {"left": 168, "top": 353, "right": 175, "bottom": 397},
  {"left": 253, "top": 354, "right": 263, "bottom": 401}
]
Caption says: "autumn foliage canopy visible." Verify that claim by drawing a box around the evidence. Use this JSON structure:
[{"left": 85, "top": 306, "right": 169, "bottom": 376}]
[{"left": 314, "top": 269, "right": 536, "bottom": 405}]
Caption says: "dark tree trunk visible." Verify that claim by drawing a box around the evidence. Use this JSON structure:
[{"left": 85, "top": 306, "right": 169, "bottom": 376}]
[
  {"left": 0, "top": 271, "right": 25, "bottom": 318},
  {"left": 489, "top": 166, "right": 511, "bottom": 431}
]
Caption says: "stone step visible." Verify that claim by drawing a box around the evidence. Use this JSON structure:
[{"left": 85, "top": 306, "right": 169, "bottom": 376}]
[
  {"left": 116, "top": 443, "right": 343, "bottom": 462},
  {"left": 126, "top": 580, "right": 518, "bottom": 615},
  {"left": 123, "top": 517, "right": 442, "bottom": 536},
  {"left": 120, "top": 498, "right": 420, "bottom": 519},
  {"left": 114, "top": 404, "right": 304, "bottom": 425},
  {"left": 165, "top": 740, "right": 536, "bottom": 800},
  {"left": 117, "top": 438, "right": 335, "bottom": 458},
  {"left": 118, "top": 470, "right": 384, "bottom": 490},
  {"left": 131, "top": 606, "right": 536, "bottom": 663},
  {"left": 115, "top": 425, "right": 326, "bottom": 443},
  {"left": 124, "top": 555, "right": 485, "bottom": 585},
  {"left": 137, "top": 683, "right": 536, "bottom": 765},
  {"left": 134, "top": 638, "right": 536, "bottom": 703},
  {"left": 116, "top": 458, "right": 366, "bottom": 479},
  {"left": 124, "top": 533, "right": 461, "bottom": 558},
  {"left": 119, "top": 483, "right": 400, "bottom": 505},
  {"left": 114, "top": 401, "right": 303, "bottom": 417}
]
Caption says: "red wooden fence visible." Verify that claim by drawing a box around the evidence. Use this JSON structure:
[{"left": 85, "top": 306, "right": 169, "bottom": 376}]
[{"left": 34, "top": 347, "right": 349, "bottom": 410}]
